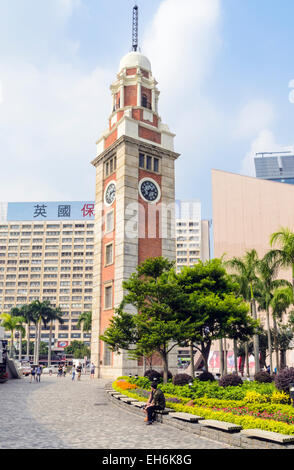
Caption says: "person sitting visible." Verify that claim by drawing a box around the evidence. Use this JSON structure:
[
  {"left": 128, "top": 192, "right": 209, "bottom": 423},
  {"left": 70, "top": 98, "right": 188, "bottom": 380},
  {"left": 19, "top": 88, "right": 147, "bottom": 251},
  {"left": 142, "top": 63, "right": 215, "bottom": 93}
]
[{"left": 144, "top": 382, "right": 166, "bottom": 425}]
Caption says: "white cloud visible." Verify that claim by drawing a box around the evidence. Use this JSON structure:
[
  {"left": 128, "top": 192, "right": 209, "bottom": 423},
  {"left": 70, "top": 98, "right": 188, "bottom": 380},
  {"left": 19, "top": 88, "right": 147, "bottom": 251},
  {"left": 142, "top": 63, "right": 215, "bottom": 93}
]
[{"left": 234, "top": 100, "right": 275, "bottom": 139}]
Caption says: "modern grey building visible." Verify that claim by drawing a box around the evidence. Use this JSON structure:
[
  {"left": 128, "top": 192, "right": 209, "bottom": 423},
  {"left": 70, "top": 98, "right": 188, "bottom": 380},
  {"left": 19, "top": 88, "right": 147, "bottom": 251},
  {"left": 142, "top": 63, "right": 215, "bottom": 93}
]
[{"left": 254, "top": 150, "right": 294, "bottom": 185}]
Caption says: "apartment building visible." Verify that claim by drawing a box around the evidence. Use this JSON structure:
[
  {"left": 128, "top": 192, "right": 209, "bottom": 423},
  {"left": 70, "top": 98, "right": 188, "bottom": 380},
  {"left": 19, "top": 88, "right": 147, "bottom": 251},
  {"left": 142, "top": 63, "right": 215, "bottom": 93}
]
[{"left": 0, "top": 201, "right": 95, "bottom": 351}]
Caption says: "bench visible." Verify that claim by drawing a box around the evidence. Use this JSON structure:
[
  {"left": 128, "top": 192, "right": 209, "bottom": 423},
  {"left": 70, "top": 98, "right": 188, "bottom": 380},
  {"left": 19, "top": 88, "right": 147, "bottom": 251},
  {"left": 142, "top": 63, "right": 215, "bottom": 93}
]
[
  {"left": 171, "top": 412, "right": 205, "bottom": 423},
  {"left": 133, "top": 402, "right": 148, "bottom": 408},
  {"left": 120, "top": 397, "right": 138, "bottom": 404},
  {"left": 201, "top": 420, "right": 242, "bottom": 432},
  {"left": 241, "top": 429, "right": 294, "bottom": 444}
]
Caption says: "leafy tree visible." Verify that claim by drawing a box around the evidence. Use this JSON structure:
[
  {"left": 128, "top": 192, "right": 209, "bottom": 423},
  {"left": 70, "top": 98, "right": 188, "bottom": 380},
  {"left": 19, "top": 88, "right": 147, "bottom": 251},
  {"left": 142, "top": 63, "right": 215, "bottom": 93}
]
[
  {"left": 175, "top": 259, "right": 258, "bottom": 373},
  {"left": 100, "top": 257, "right": 193, "bottom": 383},
  {"left": 270, "top": 227, "right": 294, "bottom": 294},
  {"left": 44, "top": 305, "right": 64, "bottom": 366},
  {"left": 226, "top": 249, "right": 261, "bottom": 374},
  {"left": 270, "top": 287, "right": 293, "bottom": 371},
  {"left": 0, "top": 313, "right": 25, "bottom": 357},
  {"left": 30, "top": 300, "right": 55, "bottom": 365},
  {"left": 64, "top": 340, "right": 90, "bottom": 359},
  {"left": 77, "top": 311, "right": 92, "bottom": 332},
  {"left": 255, "top": 252, "right": 291, "bottom": 373},
  {"left": 10, "top": 306, "right": 27, "bottom": 361}
]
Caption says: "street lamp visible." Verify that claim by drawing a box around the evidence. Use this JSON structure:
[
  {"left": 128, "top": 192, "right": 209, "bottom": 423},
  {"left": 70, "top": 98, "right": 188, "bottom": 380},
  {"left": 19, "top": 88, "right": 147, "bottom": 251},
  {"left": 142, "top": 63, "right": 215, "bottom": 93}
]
[
  {"left": 129, "top": 373, "right": 132, "bottom": 379},
  {"left": 134, "top": 374, "right": 138, "bottom": 380}
]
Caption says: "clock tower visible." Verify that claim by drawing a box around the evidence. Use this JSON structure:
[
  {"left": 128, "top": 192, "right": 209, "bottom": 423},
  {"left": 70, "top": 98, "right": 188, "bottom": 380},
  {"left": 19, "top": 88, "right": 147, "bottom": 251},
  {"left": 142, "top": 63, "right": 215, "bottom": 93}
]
[{"left": 91, "top": 9, "right": 180, "bottom": 378}]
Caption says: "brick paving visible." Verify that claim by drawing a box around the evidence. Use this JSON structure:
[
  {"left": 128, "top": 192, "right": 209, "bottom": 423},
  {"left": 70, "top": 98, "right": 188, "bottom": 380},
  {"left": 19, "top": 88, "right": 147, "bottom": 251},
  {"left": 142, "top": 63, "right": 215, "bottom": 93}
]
[{"left": 1, "top": 375, "right": 234, "bottom": 449}]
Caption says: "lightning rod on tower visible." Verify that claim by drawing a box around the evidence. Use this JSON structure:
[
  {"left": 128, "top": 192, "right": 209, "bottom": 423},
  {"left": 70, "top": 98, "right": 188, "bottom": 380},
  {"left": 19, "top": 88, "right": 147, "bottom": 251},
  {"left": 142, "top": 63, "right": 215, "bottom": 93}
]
[{"left": 132, "top": 4, "right": 139, "bottom": 52}]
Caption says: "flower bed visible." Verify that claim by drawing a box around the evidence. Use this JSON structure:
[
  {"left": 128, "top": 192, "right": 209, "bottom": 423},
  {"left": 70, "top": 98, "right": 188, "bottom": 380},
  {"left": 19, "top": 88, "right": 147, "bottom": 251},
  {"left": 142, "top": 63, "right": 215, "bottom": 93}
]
[{"left": 112, "top": 377, "right": 294, "bottom": 435}]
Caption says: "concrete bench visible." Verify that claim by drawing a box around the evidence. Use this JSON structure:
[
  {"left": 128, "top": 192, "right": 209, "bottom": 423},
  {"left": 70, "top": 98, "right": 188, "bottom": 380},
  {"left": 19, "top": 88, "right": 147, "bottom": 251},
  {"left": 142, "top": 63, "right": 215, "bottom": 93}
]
[
  {"left": 171, "top": 412, "right": 205, "bottom": 423},
  {"left": 201, "top": 420, "right": 242, "bottom": 432},
  {"left": 156, "top": 408, "right": 175, "bottom": 415},
  {"left": 241, "top": 429, "right": 294, "bottom": 444},
  {"left": 120, "top": 397, "right": 138, "bottom": 404},
  {"left": 133, "top": 402, "right": 147, "bottom": 408}
]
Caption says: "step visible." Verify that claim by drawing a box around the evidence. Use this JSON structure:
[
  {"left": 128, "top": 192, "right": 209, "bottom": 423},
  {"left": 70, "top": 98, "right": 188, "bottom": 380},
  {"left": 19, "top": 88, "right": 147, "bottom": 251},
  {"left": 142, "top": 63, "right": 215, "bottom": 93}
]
[{"left": 133, "top": 402, "right": 147, "bottom": 408}]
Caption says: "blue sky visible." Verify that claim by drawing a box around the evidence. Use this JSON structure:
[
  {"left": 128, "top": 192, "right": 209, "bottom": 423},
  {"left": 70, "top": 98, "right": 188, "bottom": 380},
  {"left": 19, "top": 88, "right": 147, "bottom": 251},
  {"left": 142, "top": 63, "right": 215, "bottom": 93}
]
[{"left": 0, "top": 0, "right": 294, "bottom": 220}]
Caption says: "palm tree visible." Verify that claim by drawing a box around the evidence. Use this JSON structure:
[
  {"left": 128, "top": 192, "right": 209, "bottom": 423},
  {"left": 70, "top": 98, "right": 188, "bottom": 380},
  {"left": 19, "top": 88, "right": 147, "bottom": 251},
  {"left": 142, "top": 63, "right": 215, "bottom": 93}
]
[
  {"left": 45, "top": 305, "right": 64, "bottom": 367},
  {"left": 30, "top": 300, "right": 53, "bottom": 365},
  {"left": 226, "top": 249, "right": 261, "bottom": 374},
  {"left": 0, "top": 313, "right": 25, "bottom": 358},
  {"left": 270, "top": 287, "right": 293, "bottom": 372},
  {"left": 77, "top": 311, "right": 92, "bottom": 332},
  {"left": 10, "top": 306, "right": 28, "bottom": 361},
  {"left": 255, "top": 252, "right": 291, "bottom": 374},
  {"left": 270, "top": 227, "right": 294, "bottom": 294},
  {"left": 21, "top": 303, "right": 36, "bottom": 360}
]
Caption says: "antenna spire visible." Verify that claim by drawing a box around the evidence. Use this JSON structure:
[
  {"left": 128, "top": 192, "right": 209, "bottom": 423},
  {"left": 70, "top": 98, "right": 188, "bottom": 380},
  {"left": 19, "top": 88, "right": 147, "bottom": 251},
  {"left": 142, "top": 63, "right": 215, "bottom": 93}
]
[{"left": 132, "top": 4, "right": 139, "bottom": 52}]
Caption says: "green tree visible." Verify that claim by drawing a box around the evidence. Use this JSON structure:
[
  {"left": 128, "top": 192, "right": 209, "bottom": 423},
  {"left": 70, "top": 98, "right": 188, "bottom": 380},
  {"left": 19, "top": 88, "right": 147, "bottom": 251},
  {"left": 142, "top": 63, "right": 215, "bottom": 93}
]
[
  {"left": 77, "top": 311, "right": 92, "bottom": 332},
  {"left": 0, "top": 313, "right": 25, "bottom": 357},
  {"left": 270, "top": 287, "right": 293, "bottom": 372},
  {"left": 226, "top": 249, "right": 261, "bottom": 374},
  {"left": 44, "top": 305, "right": 64, "bottom": 366},
  {"left": 175, "top": 259, "right": 258, "bottom": 373},
  {"left": 64, "top": 340, "right": 90, "bottom": 359},
  {"left": 10, "top": 306, "right": 28, "bottom": 361},
  {"left": 100, "top": 257, "right": 192, "bottom": 383},
  {"left": 255, "top": 252, "right": 291, "bottom": 374},
  {"left": 30, "top": 300, "right": 54, "bottom": 365},
  {"left": 270, "top": 227, "right": 294, "bottom": 295}
]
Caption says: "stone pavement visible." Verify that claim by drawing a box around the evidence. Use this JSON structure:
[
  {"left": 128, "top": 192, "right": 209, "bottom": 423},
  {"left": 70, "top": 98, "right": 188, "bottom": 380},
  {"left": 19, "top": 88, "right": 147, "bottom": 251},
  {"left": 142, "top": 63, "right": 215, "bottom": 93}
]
[{"left": 1, "top": 375, "right": 235, "bottom": 449}]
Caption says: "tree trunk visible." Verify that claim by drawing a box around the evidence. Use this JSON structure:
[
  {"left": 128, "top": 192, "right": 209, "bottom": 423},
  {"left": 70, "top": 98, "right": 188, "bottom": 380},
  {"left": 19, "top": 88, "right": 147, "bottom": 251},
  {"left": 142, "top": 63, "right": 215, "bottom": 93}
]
[
  {"left": 280, "top": 350, "right": 287, "bottom": 369},
  {"left": 143, "top": 356, "right": 147, "bottom": 376},
  {"left": 266, "top": 308, "right": 273, "bottom": 374},
  {"left": 189, "top": 342, "right": 195, "bottom": 379},
  {"left": 48, "top": 321, "right": 53, "bottom": 367},
  {"left": 161, "top": 349, "right": 169, "bottom": 384},
  {"left": 10, "top": 329, "right": 14, "bottom": 357},
  {"left": 245, "top": 342, "right": 250, "bottom": 377},
  {"left": 273, "top": 316, "right": 279, "bottom": 373},
  {"left": 219, "top": 338, "right": 224, "bottom": 376},
  {"left": 19, "top": 330, "right": 22, "bottom": 362},
  {"left": 26, "top": 322, "right": 30, "bottom": 360},
  {"left": 200, "top": 341, "right": 211, "bottom": 373},
  {"left": 33, "top": 323, "right": 38, "bottom": 364},
  {"left": 223, "top": 338, "right": 227, "bottom": 375},
  {"left": 251, "top": 298, "right": 260, "bottom": 374},
  {"left": 233, "top": 339, "right": 238, "bottom": 373}
]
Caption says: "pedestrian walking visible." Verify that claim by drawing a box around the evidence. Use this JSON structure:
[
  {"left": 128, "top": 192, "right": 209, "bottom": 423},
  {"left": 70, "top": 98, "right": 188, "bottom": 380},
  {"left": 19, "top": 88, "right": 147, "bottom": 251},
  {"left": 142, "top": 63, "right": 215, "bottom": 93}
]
[
  {"left": 58, "top": 364, "right": 63, "bottom": 378},
  {"left": 90, "top": 362, "right": 95, "bottom": 379},
  {"left": 71, "top": 365, "right": 76, "bottom": 381},
  {"left": 76, "top": 363, "right": 82, "bottom": 381},
  {"left": 30, "top": 366, "right": 36, "bottom": 383},
  {"left": 36, "top": 365, "right": 42, "bottom": 383},
  {"left": 63, "top": 365, "right": 66, "bottom": 378}
]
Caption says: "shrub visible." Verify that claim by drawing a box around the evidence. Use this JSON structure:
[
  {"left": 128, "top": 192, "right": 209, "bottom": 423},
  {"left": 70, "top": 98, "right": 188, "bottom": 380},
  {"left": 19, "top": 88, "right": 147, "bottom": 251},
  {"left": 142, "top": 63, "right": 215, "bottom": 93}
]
[
  {"left": 254, "top": 371, "right": 273, "bottom": 383},
  {"left": 160, "top": 370, "right": 173, "bottom": 381},
  {"left": 198, "top": 371, "right": 215, "bottom": 382},
  {"left": 172, "top": 373, "right": 193, "bottom": 386},
  {"left": 144, "top": 369, "right": 162, "bottom": 382},
  {"left": 275, "top": 367, "right": 294, "bottom": 393},
  {"left": 115, "top": 380, "right": 138, "bottom": 391},
  {"left": 129, "top": 376, "right": 151, "bottom": 389},
  {"left": 243, "top": 391, "right": 267, "bottom": 404},
  {"left": 270, "top": 390, "right": 290, "bottom": 405},
  {"left": 219, "top": 373, "right": 243, "bottom": 388}
]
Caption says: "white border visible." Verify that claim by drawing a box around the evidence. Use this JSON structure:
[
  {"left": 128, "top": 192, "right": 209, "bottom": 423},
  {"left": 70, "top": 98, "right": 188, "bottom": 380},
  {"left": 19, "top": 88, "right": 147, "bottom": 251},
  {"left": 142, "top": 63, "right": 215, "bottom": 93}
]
[
  {"left": 139, "top": 177, "right": 161, "bottom": 204},
  {"left": 104, "top": 180, "right": 116, "bottom": 207}
]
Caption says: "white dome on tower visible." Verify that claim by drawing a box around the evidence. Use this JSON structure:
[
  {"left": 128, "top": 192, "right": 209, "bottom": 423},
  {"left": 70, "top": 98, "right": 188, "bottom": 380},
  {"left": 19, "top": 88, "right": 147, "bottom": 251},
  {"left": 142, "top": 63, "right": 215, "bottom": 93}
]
[{"left": 119, "top": 51, "right": 151, "bottom": 73}]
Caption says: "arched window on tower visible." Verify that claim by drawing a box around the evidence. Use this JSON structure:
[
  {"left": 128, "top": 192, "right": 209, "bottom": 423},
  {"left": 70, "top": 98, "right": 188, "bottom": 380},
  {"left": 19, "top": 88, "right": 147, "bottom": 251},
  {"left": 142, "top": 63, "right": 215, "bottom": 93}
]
[{"left": 141, "top": 94, "right": 151, "bottom": 110}]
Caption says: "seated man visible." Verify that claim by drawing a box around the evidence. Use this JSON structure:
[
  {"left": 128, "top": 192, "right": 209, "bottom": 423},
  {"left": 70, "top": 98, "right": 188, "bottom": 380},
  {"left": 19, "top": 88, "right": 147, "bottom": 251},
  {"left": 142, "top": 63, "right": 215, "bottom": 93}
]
[{"left": 144, "top": 382, "right": 166, "bottom": 425}]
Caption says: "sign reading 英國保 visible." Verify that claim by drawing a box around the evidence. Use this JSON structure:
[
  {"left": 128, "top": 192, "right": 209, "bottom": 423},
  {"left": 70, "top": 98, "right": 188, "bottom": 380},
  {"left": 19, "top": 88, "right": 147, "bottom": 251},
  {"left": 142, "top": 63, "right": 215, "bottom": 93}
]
[{"left": 6, "top": 202, "right": 95, "bottom": 221}]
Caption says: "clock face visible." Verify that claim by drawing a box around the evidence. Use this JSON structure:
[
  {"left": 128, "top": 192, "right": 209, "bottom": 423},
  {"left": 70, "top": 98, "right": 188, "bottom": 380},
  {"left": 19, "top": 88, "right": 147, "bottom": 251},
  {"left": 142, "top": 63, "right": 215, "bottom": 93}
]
[
  {"left": 139, "top": 179, "right": 160, "bottom": 203},
  {"left": 104, "top": 182, "right": 116, "bottom": 206}
]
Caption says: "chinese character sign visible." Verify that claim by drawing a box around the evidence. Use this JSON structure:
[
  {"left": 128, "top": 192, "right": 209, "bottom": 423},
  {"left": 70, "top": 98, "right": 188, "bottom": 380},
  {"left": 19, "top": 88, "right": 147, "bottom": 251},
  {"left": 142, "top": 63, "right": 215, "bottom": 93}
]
[{"left": 7, "top": 202, "right": 95, "bottom": 221}]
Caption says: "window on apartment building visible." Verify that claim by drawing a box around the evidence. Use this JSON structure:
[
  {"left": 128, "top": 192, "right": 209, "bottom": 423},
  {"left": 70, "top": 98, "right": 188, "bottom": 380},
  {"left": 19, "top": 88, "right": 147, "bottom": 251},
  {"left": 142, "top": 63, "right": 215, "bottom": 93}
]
[{"left": 104, "top": 284, "right": 113, "bottom": 310}]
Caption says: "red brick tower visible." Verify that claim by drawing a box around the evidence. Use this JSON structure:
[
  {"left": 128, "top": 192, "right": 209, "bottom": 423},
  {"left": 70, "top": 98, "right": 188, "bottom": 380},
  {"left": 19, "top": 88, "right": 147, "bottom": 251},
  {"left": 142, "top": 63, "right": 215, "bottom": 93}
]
[{"left": 91, "top": 20, "right": 180, "bottom": 378}]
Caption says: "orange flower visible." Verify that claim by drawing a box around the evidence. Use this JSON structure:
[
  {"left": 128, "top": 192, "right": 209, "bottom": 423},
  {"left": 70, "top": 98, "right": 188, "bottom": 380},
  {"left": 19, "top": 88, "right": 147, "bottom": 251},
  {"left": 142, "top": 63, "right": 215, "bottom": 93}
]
[{"left": 116, "top": 380, "right": 138, "bottom": 390}]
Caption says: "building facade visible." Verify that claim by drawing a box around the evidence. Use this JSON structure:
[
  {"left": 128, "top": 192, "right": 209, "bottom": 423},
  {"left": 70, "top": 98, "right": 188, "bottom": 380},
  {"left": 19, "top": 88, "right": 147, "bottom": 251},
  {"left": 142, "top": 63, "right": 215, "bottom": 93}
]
[
  {"left": 175, "top": 201, "right": 211, "bottom": 272},
  {"left": 91, "top": 50, "right": 180, "bottom": 378},
  {"left": 0, "top": 201, "right": 95, "bottom": 352},
  {"left": 212, "top": 169, "right": 294, "bottom": 369},
  {"left": 254, "top": 150, "right": 294, "bottom": 185}
]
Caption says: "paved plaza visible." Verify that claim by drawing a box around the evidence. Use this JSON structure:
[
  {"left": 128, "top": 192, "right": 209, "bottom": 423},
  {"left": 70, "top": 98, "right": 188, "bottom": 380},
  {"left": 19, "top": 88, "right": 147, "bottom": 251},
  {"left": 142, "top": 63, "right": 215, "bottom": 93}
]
[{"left": 1, "top": 375, "right": 235, "bottom": 449}]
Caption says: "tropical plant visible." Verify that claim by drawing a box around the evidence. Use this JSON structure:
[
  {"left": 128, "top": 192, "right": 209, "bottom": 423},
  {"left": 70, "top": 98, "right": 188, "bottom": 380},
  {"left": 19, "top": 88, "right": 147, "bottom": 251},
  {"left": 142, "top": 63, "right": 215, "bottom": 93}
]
[
  {"left": 255, "top": 252, "right": 291, "bottom": 374},
  {"left": 10, "top": 306, "right": 27, "bottom": 361},
  {"left": 270, "top": 227, "right": 294, "bottom": 295},
  {"left": 226, "top": 249, "right": 261, "bottom": 375},
  {"left": 172, "top": 373, "right": 193, "bottom": 386},
  {"left": 44, "top": 305, "right": 64, "bottom": 366},
  {"left": 254, "top": 371, "right": 273, "bottom": 383},
  {"left": 144, "top": 369, "right": 162, "bottom": 382},
  {"left": 77, "top": 311, "right": 92, "bottom": 332},
  {"left": 274, "top": 367, "right": 294, "bottom": 393},
  {"left": 270, "top": 287, "right": 293, "bottom": 371},
  {"left": 0, "top": 313, "right": 25, "bottom": 357},
  {"left": 219, "top": 373, "right": 243, "bottom": 388},
  {"left": 198, "top": 371, "right": 216, "bottom": 382}
]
